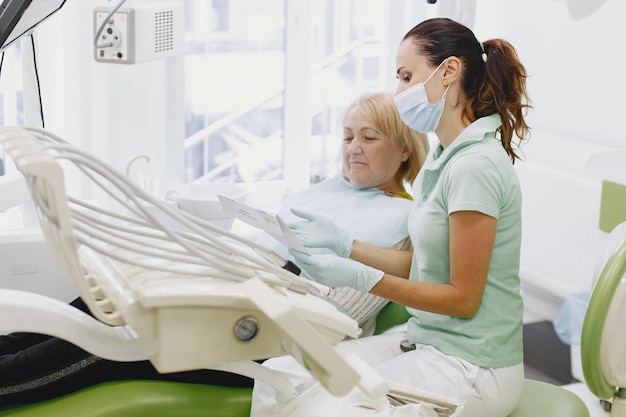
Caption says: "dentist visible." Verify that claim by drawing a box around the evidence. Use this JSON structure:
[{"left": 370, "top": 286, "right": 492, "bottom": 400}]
[{"left": 252, "top": 17, "right": 532, "bottom": 417}]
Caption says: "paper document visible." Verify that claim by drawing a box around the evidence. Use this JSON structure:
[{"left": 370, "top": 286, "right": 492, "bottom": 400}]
[{"left": 218, "top": 196, "right": 308, "bottom": 253}]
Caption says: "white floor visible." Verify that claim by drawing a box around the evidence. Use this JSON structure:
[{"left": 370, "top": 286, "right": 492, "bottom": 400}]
[{"left": 562, "top": 382, "right": 610, "bottom": 417}]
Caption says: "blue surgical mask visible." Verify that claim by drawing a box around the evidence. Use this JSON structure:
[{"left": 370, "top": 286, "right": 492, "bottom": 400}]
[{"left": 394, "top": 60, "right": 450, "bottom": 133}]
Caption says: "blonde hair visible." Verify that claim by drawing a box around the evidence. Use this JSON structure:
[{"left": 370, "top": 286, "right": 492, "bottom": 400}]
[{"left": 343, "top": 92, "right": 429, "bottom": 184}]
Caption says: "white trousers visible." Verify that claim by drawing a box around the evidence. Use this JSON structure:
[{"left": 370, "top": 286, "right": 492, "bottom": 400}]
[{"left": 251, "top": 331, "right": 524, "bottom": 417}]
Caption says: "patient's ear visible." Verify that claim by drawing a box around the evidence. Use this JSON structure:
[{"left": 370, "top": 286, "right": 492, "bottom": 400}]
[{"left": 401, "top": 145, "right": 410, "bottom": 162}]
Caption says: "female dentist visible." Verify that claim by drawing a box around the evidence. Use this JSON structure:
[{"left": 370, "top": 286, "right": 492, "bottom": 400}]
[{"left": 252, "top": 17, "right": 532, "bottom": 417}]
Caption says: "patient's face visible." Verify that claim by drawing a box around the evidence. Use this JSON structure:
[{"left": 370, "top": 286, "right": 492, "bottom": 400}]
[{"left": 342, "top": 106, "right": 408, "bottom": 191}]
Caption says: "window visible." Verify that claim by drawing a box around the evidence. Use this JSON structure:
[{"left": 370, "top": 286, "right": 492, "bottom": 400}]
[
  {"left": 183, "top": 0, "right": 286, "bottom": 183},
  {"left": 182, "top": 0, "right": 400, "bottom": 188}
]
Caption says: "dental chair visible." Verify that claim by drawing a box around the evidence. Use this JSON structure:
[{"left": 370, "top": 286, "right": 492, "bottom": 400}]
[
  {"left": 0, "top": 126, "right": 461, "bottom": 416},
  {"left": 581, "top": 221, "right": 626, "bottom": 416}
]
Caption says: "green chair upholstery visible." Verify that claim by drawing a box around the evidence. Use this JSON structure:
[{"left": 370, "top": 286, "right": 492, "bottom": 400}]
[
  {"left": 507, "top": 379, "right": 589, "bottom": 417},
  {"left": 0, "top": 382, "right": 252, "bottom": 417}
]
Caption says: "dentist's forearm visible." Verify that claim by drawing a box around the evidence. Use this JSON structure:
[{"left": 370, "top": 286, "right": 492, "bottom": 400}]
[{"left": 350, "top": 240, "right": 412, "bottom": 279}]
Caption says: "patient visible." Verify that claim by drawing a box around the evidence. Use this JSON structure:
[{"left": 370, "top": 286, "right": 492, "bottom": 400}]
[
  {"left": 0, "top": 92, "right": 428, "bottom": 406},
  {"left": 258, "top": 92, "right": 428, "bottom": 335}
]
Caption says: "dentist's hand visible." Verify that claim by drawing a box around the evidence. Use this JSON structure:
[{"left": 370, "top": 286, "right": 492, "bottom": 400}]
[
  {"left": 288, "top": 208, "right": 354, "bottom": 258},
  {"left": 289, "top": 249, "right": 383, "bottom": 293}
]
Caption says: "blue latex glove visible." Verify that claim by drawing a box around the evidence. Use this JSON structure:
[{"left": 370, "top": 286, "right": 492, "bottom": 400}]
[
  {"left": 289, "top": 249, "right": 384, "bottom": 293},
  {"left": 288, "top": 208, "right": 354, "bottom": 258}
]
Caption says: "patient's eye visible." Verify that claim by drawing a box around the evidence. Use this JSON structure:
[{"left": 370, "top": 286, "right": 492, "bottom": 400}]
[{"left": 361, "top": 128, "right": 380, "bottom": 141}]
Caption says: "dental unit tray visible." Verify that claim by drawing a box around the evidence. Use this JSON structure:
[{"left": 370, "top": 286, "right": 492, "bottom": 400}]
[{"left": 0, "top": 126, "right": 462, "bottom": 415}]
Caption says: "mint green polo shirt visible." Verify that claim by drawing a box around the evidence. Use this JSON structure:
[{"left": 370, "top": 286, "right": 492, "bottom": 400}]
[{"left": 406, "top": 114, "right": 523, "bottom": 368}]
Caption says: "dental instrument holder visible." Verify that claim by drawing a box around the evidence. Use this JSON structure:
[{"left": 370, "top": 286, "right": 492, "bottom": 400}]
[{"left": 0, "top": 126, "right": 388, "bottom": 401}]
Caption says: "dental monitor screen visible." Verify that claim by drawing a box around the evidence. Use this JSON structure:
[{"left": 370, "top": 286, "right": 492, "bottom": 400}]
[{"left": 0, "top": 0, "right": 66, "bottom": 52}]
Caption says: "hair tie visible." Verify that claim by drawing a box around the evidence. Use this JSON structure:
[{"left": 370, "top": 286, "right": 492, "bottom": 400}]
[{"left": 480, "top": 42, "right": 487, "bottom": 62}]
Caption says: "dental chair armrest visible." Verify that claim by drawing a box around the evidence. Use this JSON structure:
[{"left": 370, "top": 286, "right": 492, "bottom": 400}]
[{"left": 0, "top": 289, "right": 151, "bottom": 361}]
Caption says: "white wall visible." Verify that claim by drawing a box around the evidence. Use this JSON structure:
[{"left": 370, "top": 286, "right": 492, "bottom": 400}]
[{"left": 473, "top": 0, "right": 622, "bottom": 147}]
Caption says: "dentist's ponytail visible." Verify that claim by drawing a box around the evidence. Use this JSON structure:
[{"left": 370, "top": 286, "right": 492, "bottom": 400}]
[{"left": 480, "top": 38, "right": 531, "bottom": 163}]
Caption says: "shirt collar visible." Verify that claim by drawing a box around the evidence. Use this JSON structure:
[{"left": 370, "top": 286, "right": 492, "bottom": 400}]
[
  {"left": 426, "top": 114, "right": 502, "bottom": 171},
  {"left": 339, "top": 176, "right": 384, "bottom": 194}
]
